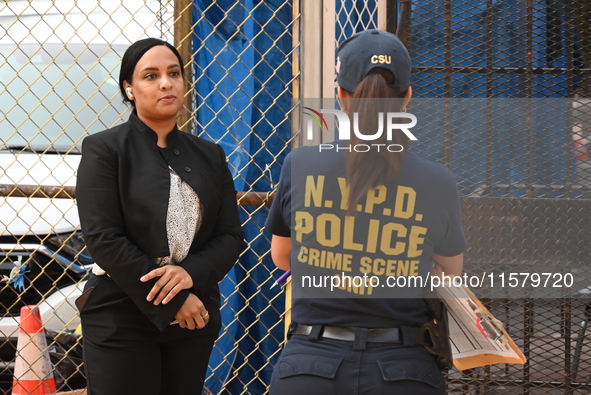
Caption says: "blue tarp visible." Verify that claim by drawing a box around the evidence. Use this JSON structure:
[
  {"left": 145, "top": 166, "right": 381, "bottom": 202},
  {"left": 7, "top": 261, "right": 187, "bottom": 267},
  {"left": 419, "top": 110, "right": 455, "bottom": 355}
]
[{"left": 192, "top": 1, "right": 292, "bottom": 393}]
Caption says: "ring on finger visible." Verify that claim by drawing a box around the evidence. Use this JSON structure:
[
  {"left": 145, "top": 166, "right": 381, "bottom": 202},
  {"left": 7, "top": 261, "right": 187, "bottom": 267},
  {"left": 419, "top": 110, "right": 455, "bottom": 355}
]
[{"left": 202, "top": 311, "right": 209, "bottom": 318}]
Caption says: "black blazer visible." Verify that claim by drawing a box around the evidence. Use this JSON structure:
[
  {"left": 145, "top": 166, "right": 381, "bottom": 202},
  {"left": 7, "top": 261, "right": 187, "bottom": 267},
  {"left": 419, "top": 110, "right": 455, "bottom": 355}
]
[{"left": 76, "top": 112, "right": 244, "bottom": 332}]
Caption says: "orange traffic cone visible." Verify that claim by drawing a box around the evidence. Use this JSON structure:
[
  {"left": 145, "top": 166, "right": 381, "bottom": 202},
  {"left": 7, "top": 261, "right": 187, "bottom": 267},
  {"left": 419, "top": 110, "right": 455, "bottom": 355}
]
[{"left": 12, "top": 305, "right": 57, "bottom": 395}]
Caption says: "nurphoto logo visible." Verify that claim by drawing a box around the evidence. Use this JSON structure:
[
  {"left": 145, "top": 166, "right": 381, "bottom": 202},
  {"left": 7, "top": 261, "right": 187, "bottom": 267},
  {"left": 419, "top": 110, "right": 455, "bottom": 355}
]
[{"left": 303, "top": 107, "right": 418, "bottom": 152}]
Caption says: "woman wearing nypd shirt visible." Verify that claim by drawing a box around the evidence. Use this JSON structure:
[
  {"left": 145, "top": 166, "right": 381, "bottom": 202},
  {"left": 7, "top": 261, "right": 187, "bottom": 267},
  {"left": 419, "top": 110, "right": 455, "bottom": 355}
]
[
  {"left": 266, "top": 30, "right": 466, "bottom": 394},
  {"left": 76, "top": 38, "right": 243, "bottom": 394}
]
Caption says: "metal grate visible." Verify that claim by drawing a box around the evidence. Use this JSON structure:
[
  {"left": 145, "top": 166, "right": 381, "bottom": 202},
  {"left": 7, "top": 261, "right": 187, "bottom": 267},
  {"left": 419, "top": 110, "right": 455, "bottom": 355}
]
[{"left": 406, "top": 1, "right": 591, "bottom": 393}]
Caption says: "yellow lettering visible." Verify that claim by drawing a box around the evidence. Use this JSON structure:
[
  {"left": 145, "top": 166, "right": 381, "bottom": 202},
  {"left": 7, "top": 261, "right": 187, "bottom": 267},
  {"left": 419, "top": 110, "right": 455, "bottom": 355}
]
[
  {"left": 371, "top": 55, "right": 392, "bottom": 65},
  {"left": 318, "top": 249, "right": 326, "bottom": 267},
  {"left": 331, "top": 273, "right": 376, "bottom": 296},
  {"left": 325, "top": 251, "right": 342, "bottom": 270},
  {"left": 297, "top": 246, "right": 308, "bottom": 263},
  {"left": 294, "top": 211, "right": 314, "bottom": 242},
  {"left": 394, "top": 186, "right": 416, "bottom": 219},
  {"left": 327, "top": 251, "right": 353, "bottom": 272},
  {"left": 365, "top": 185, "right": 387, "bottom": 214},
  {"left": 316, "top": 213, "right": 340, "bottom": 247},
  {"left": 366, "top": 219, "right": 380, "bottom": 253},
  {"left": 360, "top": 256, "right": 373, "bottom": 274},
  {"left": 342, "top": 275, "right": 374, "bottom": 295},
  {"left": 342, "top": 254, "right": 352, "bottom": 271},
  {"left": 396, "top": 260, "right": 410, "bottom": 276},
  {"left": 337, "top": 177, "right": 349, "bottom": 210},
  {"left": 335, "top": 275, "right": 347, "bottom": 291},
  {"left": 308, "top": 248, "right": 320, "bottom": 266},
  {"left": 343, "top": 216, "right": 364, "bottom": 251},
  {"left": 386, "top": 259, "right": 397, "bottom": 277},
  {"left": 304, "top": 175, "right": 324, "bottom": 207},
  {"left": 350, "top": 282, "right": 364, "bottom": 295},
  {"left": 372, "top": 258, "right": 386, "bottom": 276},
  {"left": 410, "top": 260, "right": 419, "bottom": 276},
  {"left": 380, "top": 222, "right": 407, "bottom": 255},
  {"left": 300, "top": 248, "right": 352, "bottom": 271},
  {"left": 408, "top": 226, "right": 428, "bottom": 257}
]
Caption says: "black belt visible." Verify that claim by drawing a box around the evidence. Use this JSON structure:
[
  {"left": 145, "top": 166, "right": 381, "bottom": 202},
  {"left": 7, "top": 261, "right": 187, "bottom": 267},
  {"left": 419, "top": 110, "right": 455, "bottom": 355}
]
[{"left": 291, "top": 323, "right": 406, "bottom": 343}]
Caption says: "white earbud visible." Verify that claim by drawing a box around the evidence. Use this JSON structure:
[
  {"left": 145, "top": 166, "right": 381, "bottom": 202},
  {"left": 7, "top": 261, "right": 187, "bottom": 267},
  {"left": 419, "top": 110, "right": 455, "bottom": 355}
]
[{"left": 125, "top": 87, "right": 133, "bottom": 99}]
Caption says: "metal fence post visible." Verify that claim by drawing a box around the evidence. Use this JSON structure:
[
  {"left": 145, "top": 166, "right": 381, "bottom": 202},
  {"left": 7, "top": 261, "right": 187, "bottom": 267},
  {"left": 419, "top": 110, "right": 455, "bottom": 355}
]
[{"left": 174, "top": 0, "right": 194, "bottom": 133}]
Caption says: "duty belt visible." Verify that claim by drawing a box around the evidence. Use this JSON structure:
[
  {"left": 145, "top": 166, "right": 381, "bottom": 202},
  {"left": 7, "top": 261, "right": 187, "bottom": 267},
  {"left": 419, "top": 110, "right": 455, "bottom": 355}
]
[{"left": 291, "top": 323, "right": 423, "bottom": 344}]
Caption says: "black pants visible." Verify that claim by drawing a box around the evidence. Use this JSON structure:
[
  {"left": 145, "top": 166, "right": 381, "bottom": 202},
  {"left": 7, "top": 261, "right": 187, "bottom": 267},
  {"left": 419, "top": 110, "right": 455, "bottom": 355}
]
[
  {"left": 270, "top": 333, "right": 446, "bottom": 395},
  {"left": 80, "top": 275, "right": 218, "bottom": 395}
]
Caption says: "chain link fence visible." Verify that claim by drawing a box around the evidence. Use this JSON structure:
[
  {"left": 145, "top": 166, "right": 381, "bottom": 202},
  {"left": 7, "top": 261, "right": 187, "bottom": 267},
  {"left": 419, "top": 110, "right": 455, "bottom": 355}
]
[
  {"left": 0, "top": 0, "right": 293, "bottom": 393},
  {"left": 0, "top": 0, "right": 173, "bottom": 392},
  {"left": 1, "top": 0, "right": 591, "bottom": 394}
]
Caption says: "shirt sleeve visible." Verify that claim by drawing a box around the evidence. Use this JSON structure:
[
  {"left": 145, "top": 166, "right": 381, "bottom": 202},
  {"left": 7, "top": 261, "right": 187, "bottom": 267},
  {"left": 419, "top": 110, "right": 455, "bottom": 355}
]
[
  {"left": 265, "top": 152, "right": 292, "bottom": 237},
  {"left": 432, "top": 166, "right": 467, "bottom": 257}
]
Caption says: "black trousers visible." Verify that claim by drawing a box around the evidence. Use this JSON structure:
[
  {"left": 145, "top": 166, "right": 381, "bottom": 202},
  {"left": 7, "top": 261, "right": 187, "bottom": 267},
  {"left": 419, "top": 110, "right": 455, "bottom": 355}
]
[
  {"left": 270, "top": 333, "right": 446, "bottom": 395},
  {"left": 80, "top": 275, "right": 219, "bottom": 395}
]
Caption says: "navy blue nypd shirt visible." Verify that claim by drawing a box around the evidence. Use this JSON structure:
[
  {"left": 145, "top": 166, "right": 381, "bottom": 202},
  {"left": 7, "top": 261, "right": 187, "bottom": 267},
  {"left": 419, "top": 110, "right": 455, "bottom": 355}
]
[{"left": 266, "top": 146, "right": 466, "bottom": 328}]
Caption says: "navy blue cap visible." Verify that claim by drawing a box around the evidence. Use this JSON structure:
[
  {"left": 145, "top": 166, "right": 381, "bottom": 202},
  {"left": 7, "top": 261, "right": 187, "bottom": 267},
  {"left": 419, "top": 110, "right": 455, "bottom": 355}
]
[{"left": 335, "top": 29, "right": 411, "bottom": 94}]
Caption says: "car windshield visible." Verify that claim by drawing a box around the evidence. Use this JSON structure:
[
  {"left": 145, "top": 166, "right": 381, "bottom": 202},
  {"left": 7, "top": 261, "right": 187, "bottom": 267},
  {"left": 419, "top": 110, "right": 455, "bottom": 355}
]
[{"left": 0, "top": 43, "right": 129, "bottom": 152}]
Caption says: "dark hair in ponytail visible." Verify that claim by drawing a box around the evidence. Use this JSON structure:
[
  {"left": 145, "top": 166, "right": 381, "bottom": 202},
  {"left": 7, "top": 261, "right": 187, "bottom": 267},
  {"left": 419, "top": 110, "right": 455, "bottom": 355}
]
[{"left": 344, "top": 68, "right": 410, "bottom": 213}]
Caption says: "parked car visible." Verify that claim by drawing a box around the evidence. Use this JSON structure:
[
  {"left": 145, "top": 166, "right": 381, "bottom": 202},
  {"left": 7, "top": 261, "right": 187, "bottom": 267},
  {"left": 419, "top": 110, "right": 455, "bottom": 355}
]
[{"left": 0, "top": 1, "right": 172, "bottom": 391}]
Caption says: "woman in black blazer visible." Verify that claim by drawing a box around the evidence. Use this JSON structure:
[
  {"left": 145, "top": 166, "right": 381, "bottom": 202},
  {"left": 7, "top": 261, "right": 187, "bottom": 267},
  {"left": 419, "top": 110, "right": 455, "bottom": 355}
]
[{"left": 76, "top": 38, "right": 244, "bottom": 395}]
